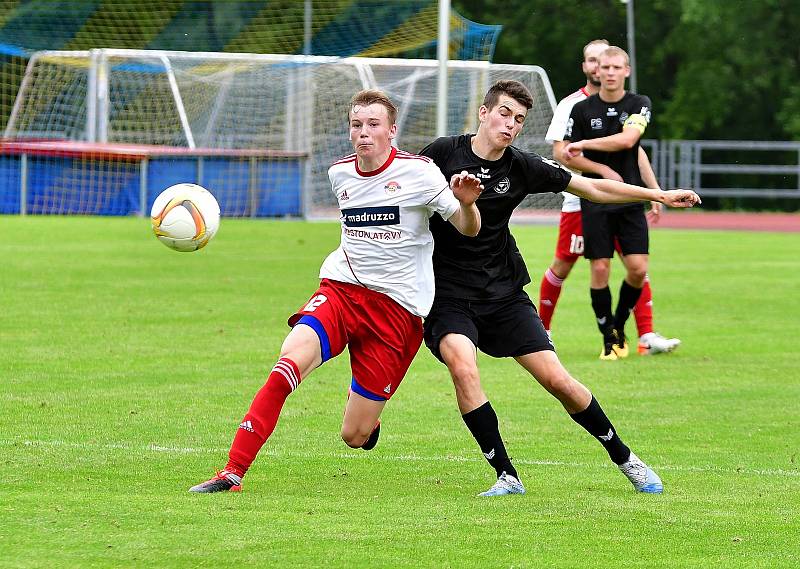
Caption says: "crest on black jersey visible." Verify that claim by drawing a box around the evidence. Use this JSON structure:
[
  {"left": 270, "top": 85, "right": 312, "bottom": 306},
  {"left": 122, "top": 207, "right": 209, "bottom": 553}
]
[{"left": 494, "top": 178, "right": 510, "bottom": 194}]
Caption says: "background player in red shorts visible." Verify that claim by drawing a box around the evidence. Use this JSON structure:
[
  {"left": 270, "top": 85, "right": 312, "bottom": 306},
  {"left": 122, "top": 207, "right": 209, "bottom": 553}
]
[
  {"left": 189, "top": 89, "right": 483, "bottom": 493},
  {"left": 539, "top": 39, "right": 680, "bottom": 356}
]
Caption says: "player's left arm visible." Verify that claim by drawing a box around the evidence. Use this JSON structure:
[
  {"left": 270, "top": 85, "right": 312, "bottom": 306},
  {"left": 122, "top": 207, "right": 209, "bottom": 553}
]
[
  {"left": 566, "top": 173, "right": 701, "bottom": 208},
  {"left": 638, "top": 146, "right": 662, "bottom": 221},
  {"left": 446, "top": 171, "right": 482, "bottom": 236}
]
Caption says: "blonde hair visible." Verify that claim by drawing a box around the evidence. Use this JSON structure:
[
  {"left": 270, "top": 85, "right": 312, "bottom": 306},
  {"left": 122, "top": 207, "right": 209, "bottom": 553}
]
[
  {"left": 349, "top": 89, "right": 398, "bottom": 124},
  {"left": 600, "top": 46, "right": 630, "bottom": 66}
]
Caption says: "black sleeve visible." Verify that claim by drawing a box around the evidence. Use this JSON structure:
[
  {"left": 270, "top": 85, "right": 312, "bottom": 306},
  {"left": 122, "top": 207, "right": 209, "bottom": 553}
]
[
  {"left": 520, "top": 151, "right": 572, "bottom": 195},
  {"left": 418, "top": 137, "right": 454, "bottom": 171},
  {"left": 631, "top": 94, "right": 652, "bottom": 124},
  {"left": 564, "top": 102, "right": 584, "bottom": 142}
]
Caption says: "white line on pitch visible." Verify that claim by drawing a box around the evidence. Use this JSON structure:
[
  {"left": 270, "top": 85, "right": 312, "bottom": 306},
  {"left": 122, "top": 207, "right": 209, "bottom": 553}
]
[{"left": 5, "top": 439, "right": 799, "bottom": 479}]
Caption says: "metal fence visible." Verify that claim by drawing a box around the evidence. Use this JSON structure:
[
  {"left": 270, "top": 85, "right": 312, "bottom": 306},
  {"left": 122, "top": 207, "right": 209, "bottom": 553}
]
[{"left": 642, "top": 140, "right": 800, "bottom": 198}]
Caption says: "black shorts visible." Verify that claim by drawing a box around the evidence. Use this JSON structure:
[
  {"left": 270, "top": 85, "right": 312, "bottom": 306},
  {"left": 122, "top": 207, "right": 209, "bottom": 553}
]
[
  {"left": 423, "top": 291, "right": 555, "bottom": 362},
  {"left": 581, "top": 204, "right": 649, "bottom": 259}
]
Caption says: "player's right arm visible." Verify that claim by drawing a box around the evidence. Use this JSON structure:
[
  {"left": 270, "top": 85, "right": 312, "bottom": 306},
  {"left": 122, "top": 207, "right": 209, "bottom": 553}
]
[
  {"left": 564, "top": 95, "right": 652, "bottom": 159},
  {"left": 560, "top": 104, "right": 623, "bottom": 181}
]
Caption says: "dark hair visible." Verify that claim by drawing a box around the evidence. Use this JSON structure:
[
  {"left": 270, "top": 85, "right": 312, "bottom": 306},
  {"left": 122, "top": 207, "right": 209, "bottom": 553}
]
[
  {"left": 349, "top": 89, "right": 398, "bottom": 124},
  {"left": 482, "top": 80, "right": 533, "bottom": 111}
]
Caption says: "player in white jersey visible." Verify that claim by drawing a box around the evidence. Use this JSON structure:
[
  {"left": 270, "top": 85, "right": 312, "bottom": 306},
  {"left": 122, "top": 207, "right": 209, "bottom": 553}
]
[
  {"left": 190, "top": 89, "right": 483, "bottom": 493},
  {"left": 321, "top": 146, "right": 466, "bottom": 317},
  {"left": 538, "top": 39, "right": 680, "bottom": 356}
]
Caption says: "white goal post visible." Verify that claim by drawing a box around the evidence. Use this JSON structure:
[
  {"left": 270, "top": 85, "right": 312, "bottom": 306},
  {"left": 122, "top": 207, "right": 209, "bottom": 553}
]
[{"left": 4, "top": 49, "right": 560, "bottom": 218}]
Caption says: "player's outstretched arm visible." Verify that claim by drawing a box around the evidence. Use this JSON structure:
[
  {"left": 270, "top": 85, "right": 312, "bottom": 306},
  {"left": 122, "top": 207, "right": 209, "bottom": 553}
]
[
  {"left": 566, "top": 174, "right": 701, "bottom": 208},
  {"left": 447, "top": 171, "right": 483, "bottom": 236}
]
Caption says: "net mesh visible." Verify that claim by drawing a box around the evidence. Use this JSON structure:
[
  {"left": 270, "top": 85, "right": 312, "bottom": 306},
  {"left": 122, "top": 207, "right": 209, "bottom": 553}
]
[{"left": 3, "top": 51, "right": 560, "bottom": 216}]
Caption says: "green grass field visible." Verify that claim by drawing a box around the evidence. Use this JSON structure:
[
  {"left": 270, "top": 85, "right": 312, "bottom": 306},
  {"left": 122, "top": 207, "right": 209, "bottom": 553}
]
[{"left": 1, "top": 216, "right": 798, "bottom": 568}]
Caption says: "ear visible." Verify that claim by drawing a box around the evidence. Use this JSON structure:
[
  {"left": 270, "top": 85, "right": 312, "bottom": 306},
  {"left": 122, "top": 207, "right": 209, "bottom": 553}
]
[
  {"left": 389, "top": 123, "right": 398, "bottom": 139},
  {"left": 478, "top": 105, "right": 488, "bottom": 123},
  {"left": 624, "top": 66, "right": 631, "bottom": 78}
]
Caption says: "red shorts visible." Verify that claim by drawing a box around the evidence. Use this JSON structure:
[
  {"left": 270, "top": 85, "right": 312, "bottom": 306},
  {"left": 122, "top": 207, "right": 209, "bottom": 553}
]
[
  {"left": 555, "top": 211, "right": 584, "bottom": 262},
  {"left": 288, "top": 279, "right": 423, "bottom": 400},
  {"left": 554, "top": 211, "right": 624, "bottom": 262}
]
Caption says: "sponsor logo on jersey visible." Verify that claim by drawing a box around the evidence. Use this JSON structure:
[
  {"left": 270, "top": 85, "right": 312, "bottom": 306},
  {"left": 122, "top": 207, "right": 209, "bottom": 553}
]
[
  {"left": 384, "top": 181, "right": 401, "bottom": 195},
  {"left": 619, "top": 112, "right": 629, "bottom": 124},
  {"left": 494, "top": 177, "right": 511, "bottom": 194},
  {"left": 591, "top": 118, "right": 603, "bottom": 130},
  {"left": 606, "top": 107, "right": 618, "bottom": 117},
  {"left": 339, "top": 189, "right": 350, "bottom": 201},
  {"left": 476, "top": 167, "right": 492, "bottom": 180},
  {"left": 341, "top": 206, "right": 400, "bottom": 227}
]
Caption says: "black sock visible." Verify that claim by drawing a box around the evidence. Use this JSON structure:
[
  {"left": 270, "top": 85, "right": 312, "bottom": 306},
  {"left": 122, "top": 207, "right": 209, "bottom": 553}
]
[
  {"left": 462, "top": 402, "right": 518, "bottom": 479},
  {"left": 590, "top": 286, "right": 614, "bottom": 337},
  {"left": 570, "top": 395, "right": 631, "bottom": 465},
  {"left": 613, "top": 280, "right": 643, "bottom": 337}
]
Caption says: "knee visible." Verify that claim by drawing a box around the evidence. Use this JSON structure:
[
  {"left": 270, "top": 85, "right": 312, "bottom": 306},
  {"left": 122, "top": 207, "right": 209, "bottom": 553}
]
[
  {"left": 591, "top": 262, "right": 611, "bottom": 283},
  {"left": 448, "top": 360, "right": 481, "bottom": 393},
  {"left": 627, "top": 266, "right": 647, "bottom": 286},
  {"left": 540, "top": 369, "right": 575, "bottom": 397},
  {"left": 551, "top": 258, "right": 574, "bottom": 279},
  {"left": 340, "top": 425, "right": 369, "bottom": 448}
]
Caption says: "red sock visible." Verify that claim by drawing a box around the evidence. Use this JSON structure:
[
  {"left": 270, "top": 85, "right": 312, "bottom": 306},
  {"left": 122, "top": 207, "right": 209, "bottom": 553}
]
[
  {"left": 538, "top": 268, "right": 564, "bottom": 330},
  {"left": 225, "top": 357, "right": 301, "bottom": 477},
  {"left": 633, "top": 275, "right": 653, "bottom": 337}
]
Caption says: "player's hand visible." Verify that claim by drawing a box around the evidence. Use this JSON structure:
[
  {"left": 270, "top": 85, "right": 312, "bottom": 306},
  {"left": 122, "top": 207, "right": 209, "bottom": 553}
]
[
  {"left": 450, "top": 171, "right": 484, "bottom": 206},
  {"left": 661, "top": 189, "right": 701, "bottom": 208},
  {"left": 562, "top": 142, "right": 584, "bottom": 161},
  {"left": 647, "top": 201, "right": 662, "bottom": 223}
]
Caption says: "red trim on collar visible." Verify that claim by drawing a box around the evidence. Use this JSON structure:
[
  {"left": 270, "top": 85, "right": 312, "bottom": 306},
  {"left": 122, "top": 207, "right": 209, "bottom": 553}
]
[
  {"left": 580, "top": 87, "right": 591, "bottom": 97},
  {"left": 356, "top": 146, "right": 397, "bottom": 177}
]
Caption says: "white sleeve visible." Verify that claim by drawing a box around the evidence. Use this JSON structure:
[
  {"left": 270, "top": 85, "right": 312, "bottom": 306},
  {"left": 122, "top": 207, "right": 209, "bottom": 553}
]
[
  {"left": 422, "top": 162, "right": 460, "bottom": 220},
  {"left": 327, "top": 166, "right": 337, "bottom": 196},
  {"left": 545, "top": 97, "right": 578, "bottom": 144}
]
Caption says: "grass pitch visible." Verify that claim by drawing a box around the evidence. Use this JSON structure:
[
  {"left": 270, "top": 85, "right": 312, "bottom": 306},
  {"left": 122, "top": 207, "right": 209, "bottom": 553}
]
[{"left": 1, "top": 216, "right": 798, "bottom": 568}]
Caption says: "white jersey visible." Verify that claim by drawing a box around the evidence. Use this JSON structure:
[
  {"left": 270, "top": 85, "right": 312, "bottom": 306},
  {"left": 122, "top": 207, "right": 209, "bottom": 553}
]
[
  {"left": 320, "top": 146, "right": 461, "bottom": 317},
  {"left": 545, "top": 87, "right": 590, "bottom": 213}
]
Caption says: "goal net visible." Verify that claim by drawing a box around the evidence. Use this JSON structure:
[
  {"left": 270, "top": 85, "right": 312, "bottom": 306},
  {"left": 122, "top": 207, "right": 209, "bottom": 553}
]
[{"left": 2, "top": 49, "right": 560, "bottom": 218}]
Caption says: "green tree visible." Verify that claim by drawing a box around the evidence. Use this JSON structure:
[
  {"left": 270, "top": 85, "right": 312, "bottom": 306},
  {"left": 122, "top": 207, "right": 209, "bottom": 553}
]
[{"left": 455, "top": 0, "right": 800, "bottom": 142}]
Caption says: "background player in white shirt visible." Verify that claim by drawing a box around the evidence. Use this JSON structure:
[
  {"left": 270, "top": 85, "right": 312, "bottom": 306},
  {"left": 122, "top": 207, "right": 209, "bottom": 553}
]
[
  {"left": 190, "top": 89, "right": 483, "bottom": 493},
  {"left": 539, "top": 39, "right": 680, "bottom": 356}
]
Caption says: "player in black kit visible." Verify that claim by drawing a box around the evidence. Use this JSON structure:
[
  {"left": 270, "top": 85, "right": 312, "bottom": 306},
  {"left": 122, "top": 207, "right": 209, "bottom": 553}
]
[
  {"left": 563, "top": 45, "right": 659, "bottom": 360},
  {"left": 419, "top": 79, "right": 700, "bottom": 496}
]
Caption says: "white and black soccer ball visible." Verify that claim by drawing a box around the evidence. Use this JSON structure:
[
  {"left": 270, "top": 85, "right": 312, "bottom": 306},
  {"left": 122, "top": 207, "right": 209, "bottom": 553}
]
[{"left": 150, "top": 183, "right": 220, "bottom": 252}]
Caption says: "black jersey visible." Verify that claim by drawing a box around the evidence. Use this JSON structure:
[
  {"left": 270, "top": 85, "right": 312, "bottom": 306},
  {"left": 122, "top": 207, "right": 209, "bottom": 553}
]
[
  {"left": 419, "top": 134, "right": 571, "bottom": 300},
  {"left": 566, "top": 92, "right": 651, "bottom": 212}
]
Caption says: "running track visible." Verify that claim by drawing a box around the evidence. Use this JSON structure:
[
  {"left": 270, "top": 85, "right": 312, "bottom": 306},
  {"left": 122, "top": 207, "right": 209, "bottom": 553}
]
[{"left": 513, "top": 211, "right": 799, "bottom": 232}]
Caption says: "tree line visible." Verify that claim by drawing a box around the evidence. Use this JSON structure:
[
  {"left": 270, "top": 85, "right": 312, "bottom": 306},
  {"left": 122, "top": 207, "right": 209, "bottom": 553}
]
[{"left": 456, "top": 0, "right": 799, "bottom": 142}]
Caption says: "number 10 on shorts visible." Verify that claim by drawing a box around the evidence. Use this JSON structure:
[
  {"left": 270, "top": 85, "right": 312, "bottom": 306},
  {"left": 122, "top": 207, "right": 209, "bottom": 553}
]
[{"left": 570, "top": 233, "right": 584, "bottom": 255}]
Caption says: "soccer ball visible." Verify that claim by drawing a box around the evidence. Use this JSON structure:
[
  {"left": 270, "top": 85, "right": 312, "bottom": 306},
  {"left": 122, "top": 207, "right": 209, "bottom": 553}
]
[{"left": 150, "top": 183, "right": 220, "bottom": 252}]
